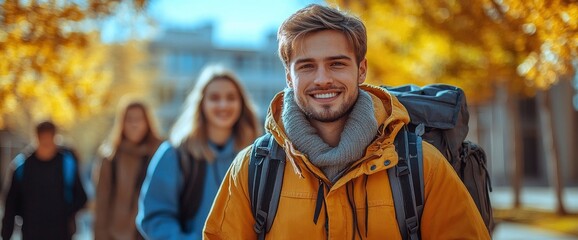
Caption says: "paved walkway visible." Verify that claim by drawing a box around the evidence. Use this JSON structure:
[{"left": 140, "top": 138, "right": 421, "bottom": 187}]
[
  {"left": 494, "top": 222, "right": 578, "bottom": 240},
  {"left": 491, "top": 187, "right": 578, "bottom": 240}
]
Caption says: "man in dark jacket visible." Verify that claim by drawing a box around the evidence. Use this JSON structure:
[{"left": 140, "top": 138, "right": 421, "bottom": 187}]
[{"left": 2, "top": 121, "right": 87, "bottom": 240}]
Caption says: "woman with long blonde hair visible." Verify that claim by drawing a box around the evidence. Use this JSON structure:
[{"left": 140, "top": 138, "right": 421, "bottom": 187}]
[
  {"left": 136, "top": 65, "right": 261, "bottom": 239},
  {"left": 94, "top": 100, "right": 163, "bottom": 240}
]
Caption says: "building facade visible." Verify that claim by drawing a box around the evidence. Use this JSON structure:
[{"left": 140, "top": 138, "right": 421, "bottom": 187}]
[{"left": 148, "top": 24, "right": 286, "bottom": 132}]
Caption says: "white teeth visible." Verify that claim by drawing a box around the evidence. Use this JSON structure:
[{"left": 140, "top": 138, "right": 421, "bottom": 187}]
[{"left": 313, "top": 92, "right": 338, "bottom": 99}]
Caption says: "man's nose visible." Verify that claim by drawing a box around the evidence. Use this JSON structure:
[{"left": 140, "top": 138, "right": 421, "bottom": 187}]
[{"left": 313, "top": 67, "right": 334, "bottom": 86}]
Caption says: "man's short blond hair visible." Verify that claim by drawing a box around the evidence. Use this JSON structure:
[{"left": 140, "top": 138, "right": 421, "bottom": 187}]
[{"left": 277, "top": 4, "right": 367, "bottom": 68}]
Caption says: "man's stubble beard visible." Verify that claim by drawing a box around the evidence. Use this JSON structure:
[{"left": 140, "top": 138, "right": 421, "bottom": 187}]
[{"left": 295, "top": 90, "right": 359, "bottom": 123}]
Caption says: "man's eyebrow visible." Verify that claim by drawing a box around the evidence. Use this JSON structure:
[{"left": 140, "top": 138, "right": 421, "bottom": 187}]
[
  {"left": 326, "top": 55, "right": 352, "bottom": 61},
  {"left": 294, "top": 55, "right": 353, "bottom": 65},
  {"left": 294, "top": 58, "right": 314, "bottom": 65}
]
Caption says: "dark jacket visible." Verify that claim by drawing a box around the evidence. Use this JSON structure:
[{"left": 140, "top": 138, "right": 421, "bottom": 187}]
[{"left": 1, "top": 148, "right": 87, "bottom": 240}]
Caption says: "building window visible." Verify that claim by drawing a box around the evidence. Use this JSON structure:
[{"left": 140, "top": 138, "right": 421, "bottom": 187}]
[{"left": 166, "top": 52, "right": 195, "bottom": 76}]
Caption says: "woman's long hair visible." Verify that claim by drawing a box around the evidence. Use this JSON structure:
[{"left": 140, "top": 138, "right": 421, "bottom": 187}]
[
  {"left": 98, "top": 99, "right": 162, "bottom": 159},
  {"left": 169, "top": 65, "right": 261, "bottom": 162}
]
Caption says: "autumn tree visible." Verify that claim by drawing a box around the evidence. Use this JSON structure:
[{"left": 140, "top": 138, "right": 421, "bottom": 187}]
[
  {"left": 68, "top": 40, "right": 158, "bottom": 163},
  {"left": 478, "top": 0, "right": 577, "bottom": 215},
  {"left": 0, "top": 0, "right": 158, "bottom": 168},
  {"left": 333, "top": 0, "right": 576, "bottom": 97},
  {"left": 0, "top": 0, "right": 147, "bottom": 130}
]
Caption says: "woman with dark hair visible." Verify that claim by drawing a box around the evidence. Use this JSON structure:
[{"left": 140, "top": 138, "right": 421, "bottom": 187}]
[{"left": 94, "top": 100, "right": 163, "bottom": 240}]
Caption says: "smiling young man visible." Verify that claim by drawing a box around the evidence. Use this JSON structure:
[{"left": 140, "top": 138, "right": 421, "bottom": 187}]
[{"left": 204, "top": 4, "right": 490, "bottom": 239}]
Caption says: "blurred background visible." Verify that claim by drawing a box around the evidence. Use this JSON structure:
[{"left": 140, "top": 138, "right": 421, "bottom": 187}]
[{"left": 1, "top": 0, "right": 577, "bottom": 239}]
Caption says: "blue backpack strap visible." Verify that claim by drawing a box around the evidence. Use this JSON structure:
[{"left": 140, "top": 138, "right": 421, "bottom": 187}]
[
  {"left": 248, "top": 133, "right": 286, "bottom": 240},
  {"left": 61, "top": 151, "right": 77, "bottom": 204},
  {"left": 388, "top": 125, "right": 424, "bottom": 240},
  {"left": 13, "top": 153, "right": 27, "bottom": 182}
]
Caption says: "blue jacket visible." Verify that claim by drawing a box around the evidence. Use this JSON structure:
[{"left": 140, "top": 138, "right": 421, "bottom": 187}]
[{"left": 136, "top": 141, "right": 235, "bottom": 240}]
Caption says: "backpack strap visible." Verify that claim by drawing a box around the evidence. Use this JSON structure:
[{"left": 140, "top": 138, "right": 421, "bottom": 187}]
[
  {"left": 177, "top": 146, "right": 207, "bottom": 233},
  {"left": 410, "top": 124, "right": 425, "bottom": 221},
  {"left": 248, "top": 133, "right": 286, "bottom": 240},
  {"left": 61, "top": 151, "right": 76, "bottom": 204},
  {"left": 13, "top": 153, "right": 27, "bottom": 182},
  {"left": 388, "top": 125, "right": 424, "bottom": 240}
]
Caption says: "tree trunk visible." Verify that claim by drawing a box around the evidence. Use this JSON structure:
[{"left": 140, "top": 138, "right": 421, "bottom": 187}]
[
  {"left": 508, "top": 94, "right": 524, "bottom": 208},
  {"left": 467, "top": 105, "right": 480, "bottom": 143},
  {"left": 536, "top": 90, "right": 567, "bottom": 215},
  {"left": 0, "top": 135, "right": 3, "bottom": 189},
  {"left": 473, "top": 106, "right": 482, "bottom": 144}
]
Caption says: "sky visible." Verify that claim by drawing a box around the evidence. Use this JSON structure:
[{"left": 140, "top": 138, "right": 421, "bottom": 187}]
[{"left": 142, "top": 0, "right": 323, "bottom": 48}]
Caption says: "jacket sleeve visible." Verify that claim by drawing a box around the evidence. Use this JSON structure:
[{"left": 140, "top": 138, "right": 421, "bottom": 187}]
[
  {"left": 94, "top": 158, "right": 112, "bottom": 239},
  {"left": 1, "top": 165, "right": 22, "bottom": 240},
  {"left": 203, "top": 146, "right": 257, "bottom": 240},
  {"left": 419, "top": 142, "right": 490, "bottom": 240},
  {"left": 136, "top": 142, "right": 193, "bottom": 239}
]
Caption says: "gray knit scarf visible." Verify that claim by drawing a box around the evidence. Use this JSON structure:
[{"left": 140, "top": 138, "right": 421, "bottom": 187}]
[{"left": 282, "top": 88, "right": 378, "bottom": 182}]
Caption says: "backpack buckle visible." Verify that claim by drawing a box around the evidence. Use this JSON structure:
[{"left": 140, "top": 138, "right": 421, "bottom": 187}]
[
  {"left": 415, "top": 123, "right": 425, "bottom": 137},
  {"left": 396, "top": 165, "right": 410, "bottom": 177},
  {"left": 254, "top": 147, "right": 270, "bottom": 165},
  {"left": 406, "top": 216, "right": 419, "bottom": 234},
  {"left": 255, "top": 147, "right": 270, "bottom": 158},
  {"left": 253, "top": 209, "right": 268, "bottom": 234}
]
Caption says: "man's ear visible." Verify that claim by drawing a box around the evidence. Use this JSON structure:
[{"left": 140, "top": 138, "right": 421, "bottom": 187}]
[{"left": 358, "top": 58, "right": 367, "bottom": 84}]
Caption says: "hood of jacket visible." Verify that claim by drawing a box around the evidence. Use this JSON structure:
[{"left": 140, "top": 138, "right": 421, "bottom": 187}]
[{"left": 263, "top": 84, "right": 410, "bottom": 184}]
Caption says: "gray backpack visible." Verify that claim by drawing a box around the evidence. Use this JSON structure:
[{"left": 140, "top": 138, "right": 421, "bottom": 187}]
[
  {"left": 248, "top": 84, "right": 494, "bottom": 240},
  {"left": 385, "top": 84, "right": 494, "bottom": 239}
]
